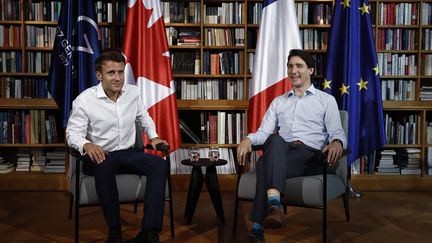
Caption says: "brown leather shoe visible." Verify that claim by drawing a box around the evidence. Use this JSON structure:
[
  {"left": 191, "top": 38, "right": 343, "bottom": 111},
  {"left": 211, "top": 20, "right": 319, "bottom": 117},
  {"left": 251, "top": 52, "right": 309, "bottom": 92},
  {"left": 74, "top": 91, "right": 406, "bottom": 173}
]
[
  {"left": 245, "top": 233, "right": 265, "bottom": 243},
  {"left": 263, "top": 205, "right": 283, "bottom": 229}
]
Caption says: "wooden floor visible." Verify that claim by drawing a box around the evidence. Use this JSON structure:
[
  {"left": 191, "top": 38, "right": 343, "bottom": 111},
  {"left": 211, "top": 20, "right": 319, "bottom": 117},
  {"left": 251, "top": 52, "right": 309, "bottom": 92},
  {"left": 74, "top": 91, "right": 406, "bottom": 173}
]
[{"left": 0, "top": 190, "right": 431, "bottom": 242}]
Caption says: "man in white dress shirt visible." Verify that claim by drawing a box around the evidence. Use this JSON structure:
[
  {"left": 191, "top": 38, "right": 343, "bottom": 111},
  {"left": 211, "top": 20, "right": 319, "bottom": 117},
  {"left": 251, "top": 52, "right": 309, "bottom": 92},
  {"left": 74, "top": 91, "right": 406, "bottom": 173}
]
[
  {"left": 66, "top": 51, "right": 167, "bottom": 243},
  {"left": 237, "top": 49, "right": 346, "bottom": 243}
]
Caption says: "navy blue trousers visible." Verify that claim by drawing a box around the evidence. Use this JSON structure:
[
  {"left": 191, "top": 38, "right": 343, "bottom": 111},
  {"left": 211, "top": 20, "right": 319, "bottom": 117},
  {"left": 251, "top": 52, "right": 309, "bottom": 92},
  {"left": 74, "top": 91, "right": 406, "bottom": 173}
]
[
  {"left": 250, "top": 134, "right": 324, "bottom": 224},
  {"left": 83, "top": 148, "right": 168, "bottom": 231}
]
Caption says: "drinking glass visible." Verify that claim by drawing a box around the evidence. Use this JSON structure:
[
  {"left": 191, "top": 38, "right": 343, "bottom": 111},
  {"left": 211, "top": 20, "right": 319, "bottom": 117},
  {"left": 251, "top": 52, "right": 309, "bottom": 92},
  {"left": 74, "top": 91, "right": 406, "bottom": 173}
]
[
  {"left": 208, "top": 147, "right": 220, "bottom": 162},
  {"left": 189, "top": 147, "right": 200, "bottom": 162}
]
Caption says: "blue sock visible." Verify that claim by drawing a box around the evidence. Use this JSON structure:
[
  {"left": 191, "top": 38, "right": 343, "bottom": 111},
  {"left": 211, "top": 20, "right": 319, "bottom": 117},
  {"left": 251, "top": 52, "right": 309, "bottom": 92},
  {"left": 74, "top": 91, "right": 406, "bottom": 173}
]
[
  {"left": 268, "top": 194, "right": 281, "bottom": 209},
  {"left": 251, "top": 223, "right": 264, "bottom": 240}
]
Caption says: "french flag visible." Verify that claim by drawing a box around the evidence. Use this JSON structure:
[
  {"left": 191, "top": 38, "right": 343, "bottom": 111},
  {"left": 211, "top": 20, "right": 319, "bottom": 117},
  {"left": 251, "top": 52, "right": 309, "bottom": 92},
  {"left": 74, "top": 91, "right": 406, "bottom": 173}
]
[{"left": 248, "top": 0, "right": 302, "bottom": 133}]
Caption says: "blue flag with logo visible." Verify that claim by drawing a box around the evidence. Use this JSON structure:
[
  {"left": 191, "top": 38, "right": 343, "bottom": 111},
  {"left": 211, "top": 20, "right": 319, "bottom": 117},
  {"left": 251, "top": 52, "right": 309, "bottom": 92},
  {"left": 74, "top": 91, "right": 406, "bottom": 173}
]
[
  {"left": 324, "top": 0, "right": 386, "bottom": 165},
  {"left": 48, "top": 0, "right": 101, "bottom": 127}
]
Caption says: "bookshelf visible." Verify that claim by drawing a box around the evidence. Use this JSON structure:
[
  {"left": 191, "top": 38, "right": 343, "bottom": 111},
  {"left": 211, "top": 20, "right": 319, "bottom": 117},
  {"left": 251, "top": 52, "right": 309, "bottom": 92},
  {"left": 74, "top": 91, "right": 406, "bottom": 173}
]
[
  {"left": 0, "top": 0, "right": 65, "bottom": 191},
  {"left": 2, "top": 0, "right": 432, "bottom": 191}
]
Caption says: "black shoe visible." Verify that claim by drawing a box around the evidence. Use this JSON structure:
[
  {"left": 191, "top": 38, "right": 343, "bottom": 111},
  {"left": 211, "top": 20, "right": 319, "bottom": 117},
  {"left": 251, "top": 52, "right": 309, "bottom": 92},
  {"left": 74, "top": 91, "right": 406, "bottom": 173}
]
[
  {"left": 106, "top": 228, "right": 122, "bottom": 243},
  {"left": 135, "top": 228, "right": 160, "bottom": 243}
]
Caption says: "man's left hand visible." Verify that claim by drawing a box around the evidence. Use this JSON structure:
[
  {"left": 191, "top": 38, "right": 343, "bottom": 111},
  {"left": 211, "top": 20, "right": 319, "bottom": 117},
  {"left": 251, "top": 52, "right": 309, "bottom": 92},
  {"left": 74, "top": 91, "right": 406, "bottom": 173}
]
[
  {"left": 322, "top": 140, "right": 343, "bottom": 166},
  {"left": 150, "top": 137, "right": 168, "bottom": 150}
]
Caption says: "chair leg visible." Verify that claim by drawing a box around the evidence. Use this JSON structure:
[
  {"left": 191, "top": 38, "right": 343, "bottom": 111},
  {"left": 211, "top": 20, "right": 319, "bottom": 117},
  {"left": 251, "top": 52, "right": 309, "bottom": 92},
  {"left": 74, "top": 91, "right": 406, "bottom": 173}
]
[
  {"left": 168, "top": 197, "right": 175, "bottom": 238},
  {"left": 68, "top": 193, "right": 74, "bottom": 219},
  {"left": 134, "top": 202, "right": 138, "bottom": 213},
  {"left": 75, "top": 200, "right": 79, "bottom": 243},
  {"left": 323, "top": 162, "right": 328, "bottom": 243},
  {"left": 342, "top": 190, "right": 350, "bottom": 222},
  {"left": 232, "top": 196, "right": 240, "bottom": 239},
  {"left": 283, "top": 204, "right": 288, "bottom": 214}
]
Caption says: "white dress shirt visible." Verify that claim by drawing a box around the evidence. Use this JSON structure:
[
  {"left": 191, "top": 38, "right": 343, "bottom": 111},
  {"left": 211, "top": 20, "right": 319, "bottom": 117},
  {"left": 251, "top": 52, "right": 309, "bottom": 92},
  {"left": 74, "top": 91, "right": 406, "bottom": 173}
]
[
  {"left": 247, "top": 85, "right": 346, "bottom": 150},
  {"left": 66, "top": 82, "right": 158, "bottom": 154}
]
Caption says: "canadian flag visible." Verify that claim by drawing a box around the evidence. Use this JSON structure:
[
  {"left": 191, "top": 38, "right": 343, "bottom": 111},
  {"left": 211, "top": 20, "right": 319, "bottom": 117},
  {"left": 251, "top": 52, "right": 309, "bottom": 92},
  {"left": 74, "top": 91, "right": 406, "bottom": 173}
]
[
  {"left": 248, "top": 0, "right": 302, "bottom": 133},
  {"left": 123, "top": 0, "right": 181, "bottom": 152}
]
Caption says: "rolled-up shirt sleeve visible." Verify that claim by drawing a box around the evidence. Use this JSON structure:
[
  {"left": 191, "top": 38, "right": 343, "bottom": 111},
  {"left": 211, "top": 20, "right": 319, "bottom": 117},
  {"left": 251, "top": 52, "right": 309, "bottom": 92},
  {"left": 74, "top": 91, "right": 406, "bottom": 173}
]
[
  {"left": 247, "top": 98, "right": 279, "bottom": 146},
  {"left": 66, "top": 98, "right": 92, "bottom": 155},
  {"left": 325, "top": 97, "right": 347, "bottom": 149}
]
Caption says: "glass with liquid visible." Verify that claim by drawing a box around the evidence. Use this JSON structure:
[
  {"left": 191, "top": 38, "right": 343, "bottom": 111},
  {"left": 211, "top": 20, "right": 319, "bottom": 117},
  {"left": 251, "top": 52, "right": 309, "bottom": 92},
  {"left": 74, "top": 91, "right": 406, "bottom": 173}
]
[{"left": 189, "top": 147, "right": 200, "bottom": 162}]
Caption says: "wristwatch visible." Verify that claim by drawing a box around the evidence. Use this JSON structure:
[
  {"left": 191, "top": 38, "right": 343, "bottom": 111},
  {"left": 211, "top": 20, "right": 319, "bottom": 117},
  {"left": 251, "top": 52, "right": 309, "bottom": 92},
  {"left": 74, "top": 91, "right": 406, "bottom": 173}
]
[{"left": 331, "top": 139, "right": 343, "bottom": 147}]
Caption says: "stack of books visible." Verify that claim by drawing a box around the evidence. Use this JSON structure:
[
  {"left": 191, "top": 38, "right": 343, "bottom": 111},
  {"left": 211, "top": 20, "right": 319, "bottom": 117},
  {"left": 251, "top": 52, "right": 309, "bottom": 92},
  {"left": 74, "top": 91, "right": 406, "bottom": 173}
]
[
  {"left": 45, "top": 150, "right": 64, "bottom": 173},
  {"left": 0, "top": 156, "right": 15, "bottom": 173}
]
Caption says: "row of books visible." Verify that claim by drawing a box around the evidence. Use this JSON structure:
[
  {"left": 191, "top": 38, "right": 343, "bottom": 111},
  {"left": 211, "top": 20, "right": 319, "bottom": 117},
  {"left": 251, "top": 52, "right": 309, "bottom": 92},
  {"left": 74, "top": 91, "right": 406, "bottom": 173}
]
[
  {"left": 377, "top": 29, "right": 417, "bottom": 51},
  {"left": 0, "top": 51, "right": 22, "bottom": 73},
  {"left": 0, "top": 149, "right": 65, "bottom": 173},
  {"left": 385, "top": 113, "right": 418, "bottom": 145},
  {"left": 99, "top": 27, "right": 112, "bottom": 49},
  {"left": 0, "top": 78, "right": 49, "bottom": 99},
  {"left": 25, "top": 25, "right": 56, "bottom": 47},
  {"left": 423, "top": 54, "right": 432, "bottom": 76},
  {"left": 95, "top": 0, "right": 113, "bottom": 23},
  {"left": 247, "top": 2, "right": 262, "bottom": 25},
  {"left": 203, "top": 51, "right": 244, "bottom": 75},
  {"left": 166, "top": 28, "right": 200, "bottom": 46},
  {"left": 180, "top": 111, "right": 246, "bottom": 145},
  {"left": 247, "top": 28, "right": 258, "bottom": 49},
  {"left": 420, "top": 86, "right": 432, "bottom": 101},
  {"left": 204, "top": 28, "right": 244, "bottom": 47},
  {"left": 427, "top": 122, "right": 432, "bottom": 144},
  {"left": 378, "top": 3, "right": 418, "bottom": 25},
  {"left": 0, "top": 0, "right": 20, "bottom": 20},
  {"left": 423, "top": 29, "right": 432, "bottom": 50},
  {"left": 376, "top": 148, "right": 421, "bottom": 175},
  {"left": 381, "top": 79, "right": 415, "bottom": 101},
  {"left": 0, "top": 25, "right": 21, "bottom": 47},
  {"left": 26, "top": 52, "right": 51, "bottom": 73},
  {"left": 421, "top": 3, "right": 432, "bottom": 25},
  {"left": 171, "top": 51, "right": 199, "bottom": 74},
  {"left": 175, "top": 79, "right": 244, "bottom": 101},
  {"left": 296, "top": 2, "right": 332, "bottom": 25},
  {"left": 0, "top": 110, "right": 60, "bottom": 144},
  {"left": 299, "top": 29, "right": 328, "bottom": 50},
  {"left": 24, "top": 0, "right": 61, "bottom": 22},
  {"left": 377, "top": 53, "right": 416, "bottom": 76},
  {"left": 168, "top": 148, "right": 236, "bottom": 174},
  {"left": 162, "top": 1, "right": 200, "bottom": 24},
  {"left": 203, "top": 2, "right": 244, "bottom": 24}
]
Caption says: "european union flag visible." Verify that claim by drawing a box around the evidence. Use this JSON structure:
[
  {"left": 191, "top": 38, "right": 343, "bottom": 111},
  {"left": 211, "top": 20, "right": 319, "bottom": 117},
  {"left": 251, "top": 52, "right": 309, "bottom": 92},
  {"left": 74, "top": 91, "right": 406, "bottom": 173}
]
[
  {"left": 48, "top": 0, "right": 101, "bottom": 127},
  {"left": 324, "top": 0, "right": 386, "bottom": 165}
]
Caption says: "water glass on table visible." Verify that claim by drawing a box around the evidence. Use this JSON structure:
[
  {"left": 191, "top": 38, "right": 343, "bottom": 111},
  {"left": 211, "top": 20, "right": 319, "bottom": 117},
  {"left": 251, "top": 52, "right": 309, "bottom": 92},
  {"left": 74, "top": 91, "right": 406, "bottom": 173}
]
[
  {"left": 189, "top": 147, "right": 200, "bottom": 162},
  {"left": 208, "top": 147, "right": 220, "bottom": 162}
]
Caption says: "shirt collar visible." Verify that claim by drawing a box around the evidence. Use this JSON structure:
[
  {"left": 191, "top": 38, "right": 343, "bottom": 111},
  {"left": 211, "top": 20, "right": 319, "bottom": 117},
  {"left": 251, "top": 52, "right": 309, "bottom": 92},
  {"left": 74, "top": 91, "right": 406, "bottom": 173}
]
[
  {"left": 96, "top": 82, "right": 127, "bottom": 99},
  {"left": 287, "top": 84, "right": 317, "bottom": 97}
]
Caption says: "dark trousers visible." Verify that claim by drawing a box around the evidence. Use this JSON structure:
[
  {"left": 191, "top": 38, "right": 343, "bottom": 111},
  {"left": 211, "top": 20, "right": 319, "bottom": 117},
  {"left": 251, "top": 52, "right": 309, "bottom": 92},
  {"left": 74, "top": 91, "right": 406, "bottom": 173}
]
[
  {"left": 83, "top": 148, "right": 168, "bottom": 231},
  {"left": 250, "top": 134, "right": 323, "bottom": 224}
]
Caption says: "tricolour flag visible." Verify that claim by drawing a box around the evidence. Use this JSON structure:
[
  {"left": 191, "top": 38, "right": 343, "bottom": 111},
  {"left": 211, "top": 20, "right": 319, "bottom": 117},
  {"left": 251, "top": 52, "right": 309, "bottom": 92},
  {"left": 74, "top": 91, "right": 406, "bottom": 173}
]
[
  {"left": 247, "top": 0, "right": 302, "bottom": 133},
  {"left": 122, "top": 0, "right": 181, "bottom": 153},
  {"left": 324, "top": 0, "right": 386, "bottom": 164},
  {"left": 48, "top": 0, "right": 101, "bottom": 127}
]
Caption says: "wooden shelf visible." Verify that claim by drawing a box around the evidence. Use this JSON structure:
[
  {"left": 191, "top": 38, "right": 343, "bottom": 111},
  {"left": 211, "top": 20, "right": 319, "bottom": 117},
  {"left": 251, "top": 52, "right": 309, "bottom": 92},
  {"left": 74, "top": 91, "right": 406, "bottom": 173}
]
[
  {"left": 0, "top": 99, "right": 58, "bottom": 109},
  {"left": 377, "top": 25, "right": 419, "bottom": 28},
  {"left": 0, "top": 172, "right": 66, "bottom": 191},
  {"left": 299, "top": 24, "right": 331, "bottom": 28},
  {"left": 25, "top": 47, "right": 53, "bottom": 51},
  {"left": 383, "top": 144, "right": 422, "bottom": 148},
  {"left": 383, "top": 101, "right": 432, "bottom": 110},
  {"left": 181, "top": 143, "right": 238, "bottom": 148},
  {"left": 173, "top": 74, "right": 245, "bottom": 78},
  {"left": 0, "top": 46, "right": 22, "bottom": 50},
  {"left": 0, "top": 72, "right": 48, "bottom": 77},
  {"left": 169, "top": 45, "right": 201, "bottom": 49},
  {"left": 165, "top": 23, "right": 200, "bottom": 27},
  {"left": 203, "top": 24, "right": 245, "bottom": 28},
  {"left": 177, "top": 99, "right": 248, "bottom": 110},
  {"left": 24, "top": 21, "right": 57, "bottom": 26},
  {"left": 0, "top": 20, "right": 21, "bottom": 25},
  {"left": 202, "top": 46, "right": 245, "bottom": 49},
  {"left": 0, "top": 143, "right": 64, "bottom": 148}
]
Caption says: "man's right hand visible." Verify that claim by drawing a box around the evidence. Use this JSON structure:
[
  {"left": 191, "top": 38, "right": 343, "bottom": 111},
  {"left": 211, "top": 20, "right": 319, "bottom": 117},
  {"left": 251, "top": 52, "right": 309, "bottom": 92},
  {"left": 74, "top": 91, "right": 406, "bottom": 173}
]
[
  {"left": 237, "top": 138, "right": 252, "bottom": 165},
  {"left": 83, "top": 143, "right": 108, "bottom": 164}
]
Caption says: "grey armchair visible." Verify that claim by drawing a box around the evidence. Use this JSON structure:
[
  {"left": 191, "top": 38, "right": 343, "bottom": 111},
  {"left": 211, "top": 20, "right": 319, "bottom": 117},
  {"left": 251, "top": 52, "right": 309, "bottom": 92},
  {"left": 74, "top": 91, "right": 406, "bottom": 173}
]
[
  {"left": 232, "top": 110, "right": 350, "bottom": 242},
  {"left": 68, "top": 124, "right": 174, "bottom": 242}
]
